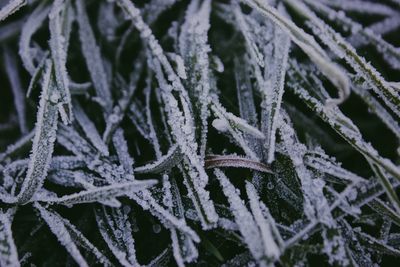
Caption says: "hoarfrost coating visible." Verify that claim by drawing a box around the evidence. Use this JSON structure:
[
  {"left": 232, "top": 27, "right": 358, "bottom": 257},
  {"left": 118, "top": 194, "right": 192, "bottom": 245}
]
[{"left": 0, "top": 0, "right": 399, "bottom": 266}]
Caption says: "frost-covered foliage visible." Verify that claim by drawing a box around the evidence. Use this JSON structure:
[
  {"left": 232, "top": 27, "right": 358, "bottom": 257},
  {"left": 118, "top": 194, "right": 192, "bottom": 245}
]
[{"left": 0, "top": 0, "right": 400, "bottom": 265}]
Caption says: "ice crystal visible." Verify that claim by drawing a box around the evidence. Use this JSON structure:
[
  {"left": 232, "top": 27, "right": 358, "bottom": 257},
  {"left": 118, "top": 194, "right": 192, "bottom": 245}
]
[{"left": 0, "top": 0, "right": 399, "bottom": 266}]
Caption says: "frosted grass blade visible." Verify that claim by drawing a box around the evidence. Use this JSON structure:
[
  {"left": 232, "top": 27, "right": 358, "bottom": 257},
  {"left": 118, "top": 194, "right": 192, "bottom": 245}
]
[
  {"left": 284, "top": 0, "right": 400, "bottom": 116},
  {"left": 34, "top": 203, "right": 89, "bottom": 267},
  {"left": 3, "top": 45, "right": 28, "bottom": 134},
  {"left": 74, "top": 102, "right": 109, "bottom": 156},
  {"left": 39, "top": 180, "right": 157, "bottom": 206},
  {"left": 205, "top": 155, "right": 273, "bottom": 174},
  {"left": 0, "top": 0, "right": 25, "bottom": 22},
  {"left": 0, "top": 210, "right": 19, "bottom": 267},
  {"left": 17, "top": 60, "right": 59, "bottom": 204},
  {"left": 241, "top": 0, "right": 350, "bottom": 105},
  {"left": 75, "top": 0, "right": 112, "bottom": 112},
  {"left": 19, "top": 3, "right": 49, "bottom": 75},
  {"left": 49, "top": 0, "right": 73, "bottom": 123},
  {"left": 134, "top": 144, "right": 182, "bottom": 174}
]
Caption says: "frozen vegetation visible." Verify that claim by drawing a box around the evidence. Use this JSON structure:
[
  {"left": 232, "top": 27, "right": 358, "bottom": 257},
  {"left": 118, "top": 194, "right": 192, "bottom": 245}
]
[{"left": 0, "top": 0, "right": 399, "bottom": 266}]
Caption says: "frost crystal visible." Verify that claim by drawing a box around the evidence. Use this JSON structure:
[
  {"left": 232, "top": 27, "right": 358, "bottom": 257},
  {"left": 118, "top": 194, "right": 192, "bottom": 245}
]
[{"left": 1, "top": 0, "right": 400, "bottom": 266}]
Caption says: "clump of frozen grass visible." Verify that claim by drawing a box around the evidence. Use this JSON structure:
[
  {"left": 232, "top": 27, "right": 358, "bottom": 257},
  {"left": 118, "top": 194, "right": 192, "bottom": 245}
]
[{"left": 0, "top": 0, "right": 399, "bottom": 266}]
